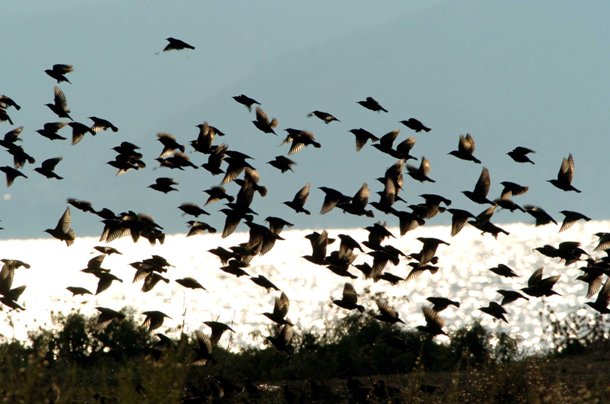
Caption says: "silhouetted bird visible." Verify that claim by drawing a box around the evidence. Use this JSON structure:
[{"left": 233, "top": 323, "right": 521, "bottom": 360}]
[
  {"left": 142, "top": 311, "right": 170, "bottom": 332},
  {"left": 46, "top": 86, "right": 73, "bottom": 120},
  {"left": 318, "top": 186, "right": 350, "bottom": 214},
  {"left": 449, "top": 133, "right": 481, "bottom": 163},
  {"left": 192, "top": 330, "right": 217, "bottom": 366},
  {"left": 250, "top": 275, "right": 280, "bottom": 292},
  {"left": 157, "top": 132, "right": 185, "bottom": 158},
  {"left": 308, "top": 110, "right": 340, "bottom": 123},
  {"left": 0, "top": 109, "right": 13, "bottom": 125},
  {"left": 89, "top": 116, "right": 118, "bottom": 133},
  {"left": 372, "top": 129, "right": 401, "bottom": 157},
  {"left": 420, "top": 193, "right": 452, "bottom": 219},
  {"left": 415, "top": 237, "right": 449, "bottom": 266},
  {"left": 0, "top": 126, "right": 23, "bottom": 149},
  {"left": 148, "top": 177, "right": 178, "bottom": 193},
  {"left": 34, "top": 157, "right": 63, "bottom": 179},
  {"left": 0, "top": 94, "right": 20, "bottom": 110},
  {"left": 417, "top": 306, "right": 446, "bottom": 336},
  {"left": 178, "top": 203, "right": 208, "bottom": 217},
  {"left": 266, "top": 323, "right": 293, "bottom": 353},
  {"left": 524, "top": 205, "right": 557, "bottom": 226},
  {"left": 186, "top": 220, "right": 216, "bottom": 236},
  {"left": 69, "top": 121, "right": 95, "bottom": 145},
  {"left": 66, "top": 286, "right": 93, "bottom": 296},
  {"left": 282, "top": 129, "right": 321, "bottom": 155},
  {"left": 507, "top": 146, "right": 535, "bottom": 164},
  {"left": 0, "top": 166, "right": 27, "bottom": 186},
  {"left": 488, "top": 263, "right": 518, "bottom": 278},
  {"left": 204, "top": 321, "right": 235, "bottom": 346},
  {"left": 480, "top": 302, "right": 508, "bottom": 323},
  {"left": 558, "top": 210, "right": 591, "bottom": 232},
  {"left": 427, "top": 297, "right": 460, "bottom": 312},
  {"left": 45, "top": 64, "right": 73, "bottom": 83},
  {"left": 462, "top": 167, "right": 493, "bottom": 204},
  {"left": 392, "top": 209, "right": 425, "bottom": 236},
  {"left": 191, "top": 121, "right": 224, "bottom": 154},
  {"left": 95, "top": 307, "right": 125, "bottom": 330},
  {"left": 45, "top": 207, "right": 75, "bottom": 246},
  {"left": 233, "top": 94, "right": 260, "bottom": 111},
  {"left": 548, "top": 153, "right": 580, "bottom": 192},
  {"left": 94, "top": 271, "right": 123, "bottom": 295},
  {"left": 497, "top": 289, "right": 529, "bottom": 305},
  {"left": 37, "top": 122, "right": 67, "bottom": 141},
  {"left": 263, "top": 292, "right": 293, "bottom": 326},
  {"left": 267, "top": 155, "right": 296, "bottom": 173},
  {"left": 341, "top": 183, "right": 374, "bottom": 217},
  {"left": 407, "top": 156, "right": 435, "bottom": 183},
  {"left": 163, "top": 37, "right": 195, "bottom": 51},
  {"left": 358, "top": 96, "right": 387, "bottom": 112},
  {"left": 374, "top": 300, "right": 404, "bottom": 324},
  {"left": 202, "top": 144, "right": 227, "bottom": 175},
  {"left": 333, "top": 283, "right": 365, "bottom": 312},
  {"left": 400, "top": 118, "right": 431, "bottom": 132},
  {"left": 349, "top": 128, "right": 379, "bottom": 151},
  {"left": 176, "top": 277, "right": 206, "bottom": 290},
  {"left": 252, "top": 106, "right": 278, "bottom": 135},
  {"left": 521, "top": 267, "right": 561, "bottom": 297},
  {"left": 585, "top": 279, "right": 610, "bottom": 314},
  {"left": 303, "top": 230, "right": 334, "bottom": 265},
  {"left": 499, "top": 181, "right": 529, "bottom": 199}
]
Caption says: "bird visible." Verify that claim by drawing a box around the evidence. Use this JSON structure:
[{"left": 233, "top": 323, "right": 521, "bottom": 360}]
[
  {"left": 462, "top": 167, "right": 493, "bottom": 204},
  {"left": 203, "top": 186, "right": 234, "bottom": 205},
  {"left": 95, "top": 307, "right": 125, "bottom": 330},
  {"left": 44, "top": 207, "right": 76, "bottom": 246},
  {"left": 558, "top": 210, "right": 591, "bottom": 232},
  {"left": 157, "top": 132, "right": 185, "bottom": 158},
  {"left": 426, "top": 297, "right": 460, "bottom": 312},
  {"left": 89, "top": 116, "right": 118, "bottom": 133},
  {"left": 507, "top": 146, "right": 535, "bottom": 164},
  {"left": 332, "top": 283, "right": 365, "bottom": 312},
  {"left": 94, "top": 272, "right": 123, "bottom": 295},
  {"left": 374, "top": 300, "right": 404, "bottom": 324},
  {"left": 66, "top": 286, "right": 93, "bottom": 296},
  {"left": 487, "top": 264, "right": 518, "bottom": 278},
  {"left": 400, "top": 118, "right": 431, "bottom": 132},
  {"left": 480, "top": 302, "right": 509, "bottom": 323},
  {"left": 318, "top": 186, "right": 350, "bottom": 214},
  {"left": 0, "top": 166, "right": 27, "bottom": 186},
  {"left": 175, "top": 277, "right": 206, "bottom": 290},
  {"left": 142, "top": 311, "right": 171, "bottom": 332},
  {"left": 348, "top": 128, "right": 379, "bottom": 151},
  {"left": 267, "top": 155, "right": 296, "bottom": 173},
  {"left": 548, "top": 153, "right": 580, "bottom": 193},
  {"left": 0, "top": 109, "right": 13, "bottom": 125},
  {"left": 416, "top": 306, "right": 446, "bottom": 336},
  {"left": 449, "top": 133, "right": 481, "bottom": 163},
  {"left": 148, "top": 177, "right": 178, "bottom": 193},
  {"left": 34, "top": 157, "right": 63, "bottom": 180},
  {"left": 252, "top": 107, "right": 278, "bottom": 135},
  {"left": 178, "top": 203, "right": 208, "bottom": 217},
  {"left": 357, "top": 96, "right": 387, "bottom": 112},
  {"left": 585, "top": 279, "right": 610, "bottom": 314},
  {"left": 192, "top": 331, "right": 217, "bottom": 366},
  {"left": 163, "top": 37, "right": 195, "bottom": 51},
  {"left": 263, "top": 292, "right": 293, "bottom": 326},
  {"left": 499, "top": 181, "right": 529, "bottom": 199},
  {"left": 407, "top": 156, "right": 435, "bottom": 183},
  {"left": 36, "top": 122, "right": 67, "bottom": 141},
  {"left": 267, "top": 323, "right": 294, "bottom": 353},
  {"left": 46, "top": 86, "right": 73, "bottom": 120},
  {"left": 414, "top": 237, "right": 450, "bottom": 266},
  {"left": 282, "top": 129, "right": 321, "bottom": 155},
  {"left": 250, "top": 275, "right": 280, "bottom": 292},
  {"left": 0, "top": 94, "right": 20, "bottom": 110},
  {"left": 233, "top": 94, "right": 260, "bottom": 111},
  {"left": 45, "top": 64, "right": 74, "bottom": 84},
  {"left": 524, "top": 205, "right": 557, "bottom": 227},
  {"left": 497, "top": 290, "right": 529, "bottom": 306},
  {"left": 68, "top": 122, "right": 95, "bottom": 145},
  {"left": 204, "top": 321, "right": 235, "bottom": 345},
  {"left": 308, "top": 110, "right": 339, "bottom": 123},
  {"left": 191, "top": 121, "right": 224, "bottom": 154},
  {"left": 521, "top": 267, "right": 561, "bottom": 298}
]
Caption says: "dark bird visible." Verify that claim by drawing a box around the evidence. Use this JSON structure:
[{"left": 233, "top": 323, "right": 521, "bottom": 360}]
[
  {"left": 89, "top": 116, "right": 118, "bottom": 133},
  {"left": 0, "top": 126, "right": 23, "bottom": 149},
  {"left": 250, "top": 275, "right": 280, "bottom": 292},
  {"left": 372, "top": 129, "right": 401, "bottom": 157},
  {"left": 157, "top": 132, "right": 185, "bottom": 158},
  {"left": 340, "top": 183, "right": 374, "bottom": 217},
  {"left": 427, "top": 297, "right": 460, "bottom": 312},
  {"left": 407, "top": 156, "right": 435, "bottom": 183},
  {"left": 488, "top": 263, "right": 518, "bottom": 278},
  {"left": 66, "top": 286, "right": 93, "bottom": 296},
  {"left": 0, "top": 109, "right": 13, "bottom": 125},
  {"left": 303, "top": 230, "right": 334, "bottom": 265},
  {"left": 7, "top": 145, "right": 35, "bottom": 169},
  {"left": 558, "top": 210, "right": 591, "bottom": 232},
  {"left": 0, "top": 166, "right": 27, "bottom": 186},
  {"left": 349, "top": 128, "right": 379, "bottom": 151},
  {"left": 480, "top": 302, "right": 508, "bottom": 323},
  {"left": 94, "top": 246, "right": 122, "bottom": 255},
  {"left": 462, "top": 167, "right": 493, "bottom": 204},
  {"left": 499, "top": 181, "right": 529, "bottom": 199},
  {"left": 203, "top": 185, "right": 233, "bottom": 205},
  {"left": 36, "top": 122, "right": 67, "bottom": 141},
  {"left": 420, "top": 193, "right": 452, "bottom": 219},
  {"left": 178, "top": 203, "right": 208, "bottom": 217},
  {"left": 252, "top": 106, "right": 278, "bottom": 135},
  {"left": 392, "top": 209, "right": 426, "bottom": 236},
  {"left": 94, "top": 272, "right": 123, "bottom": 295},
  {"left": 186, "top": 220, "right": 216, "bottom": 236},
  {"left": 333, "top": 283, "right": 365, "bottom": 312},
  {"left": 358, "top": 96, "right": 387, "bottom": 112},
  {"left": 0, "top": 94, "right": 21, "bottom": 110},
  {"left": 400, "top": 118, "right": 431, "bottom": 132},
  {"left": 68, "top": 122, "right": 95, "bottom": 145},
  {"left": 449, "top": 133, "right": 481, "bottom": 163},
  {"left": 415, "top": 237, "right": 449, "bottom": 266},
  {"left": 45, "top": 207, "right": 76, "bottom": 246},
  {"left": 524, "top": 205, "right": 557, "bottom": 226},
  {"left": 282, "top": 129, "right": 321, "bottom": 155},
  {"left": 148, "top": 177, "right": 178, "bottom": 193},
  {"left": 364, "top": 222, "right": 395, "bottom": 250},
  {"left": 175, "top": 277, "right": 206, "bottom": 290},
  {"left": 265, "top": 216, "right": 293, "bottom": 234},
  {"left": 204, "top": 321, "right": 235, "bottom": 346},
  {"left": 263, "top": 292, "right": 293, "bottom": 326},
  {"left": 45, "top": 64, "right": 73, "bottom": 83},
  {"left": 416, "top": 306, "right": 446, "bottom": 336},
  {"left": 233, "top": 94, "right": 260, "bottom": 111},
  {"left": 163, "top": 37, "right": 195, "bottom": 51},
  {"left": 192, "top": 331, "right": 217, "bottom": 366},
  {"left": 267, "top": 323, "right": 294, "bottom": 353},
  {"left": 507, "top": 146, "right": 535, "bottom": 164},
  {"left": 34, "top": 157, "right": 63, "bottom": 179},
  {"left": 521, "top": 267, "right": 561, "bottom": 298},
  {"left": 497, "top": 289, "right": 529, "bottom": 305},
  {"left": 585, "top": 279, "right": 610, "bottom": 314},
  {"left": 318, "top": 186, "right": 350, "bottom": 214},
  {"left": 95, "top": 307, "right": 125, "bottom": 330},
  {"left": 202, "top": 143, "right": 228, "bottom": 175},
  {"left": 548, "top": 153, "right": 580, "bottom": 193},
  {"left": 46, "top": 86, "right": 73, "bottom": 120},
  {"left": 308, "top": 110, "right": 339, "bottom": 123},
  {"left": 374, "top": 300, "right": 404, "bottom": 324},
  {"left": 142, "top": 310, "right": 171, "bottom": 332},
  {"left": 191, "top": 121, "right": 224, "bottom": 154},
  {"left": 267, "top": 155, "right": 296, "bottom": 173}
]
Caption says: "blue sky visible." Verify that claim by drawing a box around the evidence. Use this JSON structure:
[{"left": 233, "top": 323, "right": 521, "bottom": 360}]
[{"left": 1, "top": 0, "right": 609, "bottom": 239}]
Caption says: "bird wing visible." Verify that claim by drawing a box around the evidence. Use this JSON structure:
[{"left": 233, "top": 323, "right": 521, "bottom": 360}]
[
  {"left": 473, "top": 167, "right": 491, "bottom": 197},
  {"left": 342, "top": 283, "right": 358, "bottom": 305},
  {"left": 528, "top": 267, "right": 544, "bottom": 287},
  {"left": 53, "top": 86, "right": 68, "bottom": 111}
]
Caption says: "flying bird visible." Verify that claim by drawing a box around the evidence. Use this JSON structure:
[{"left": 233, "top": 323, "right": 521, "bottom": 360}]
[
  {"left": 46, "top": 86, "right": 73, "bottom": 120},
  {"left": 332, "top": 283, "right": 365, "bottom": 312},
  {"left": 449, "top": 133, "right": 481, "bottom": 164},
  {"left": 521, "top": 267, "right": 561, "bottom": 298},
  {"left": 44, "top": 207, "right": 76, "bottom": 246},
  {"left": 233, "top": 94, "right": 260, "bottom": 111},
  {"left": 252, "top": 107, "right": 278, "bottom": 135},
  {"left": 462, "top": 167, "right": 493, "bottom": 204},
  {"left": 308, "top": 110, "right": 339, "bottom": 123},
  {"left": 357, "top": 97, "right": 387, "bottom": 112},
  {"left": 163, "top": 37, "right": 195, "bottom": 51},
  {"left": 548, "top": 153, "right": 580, "bottom": 193},
  {"left": 400, "top": 118, "right": 431, "bottom": 132},
  {"left": 34, "top": 157, "right": 63, "bottom": 179},
  {"left": 507, "top": 146, "right": 535, "bottom": 164},
  {"left": 45, "top": 64, "right": 74, "bottom": 84}
]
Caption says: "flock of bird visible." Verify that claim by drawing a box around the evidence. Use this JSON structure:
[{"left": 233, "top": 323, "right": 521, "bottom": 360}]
[{"left": 1, "top": 36, "right": 609, "bottom": 367}]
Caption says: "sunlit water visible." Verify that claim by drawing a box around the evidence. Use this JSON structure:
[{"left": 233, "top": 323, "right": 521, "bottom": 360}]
[{"left": 1, "top": 220, "right": 608, "bottom": 353}]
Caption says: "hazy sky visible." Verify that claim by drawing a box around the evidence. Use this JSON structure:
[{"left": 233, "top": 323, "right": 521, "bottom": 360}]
[{"left": 2, "top": 0, "right": 609, "bottom": 239}]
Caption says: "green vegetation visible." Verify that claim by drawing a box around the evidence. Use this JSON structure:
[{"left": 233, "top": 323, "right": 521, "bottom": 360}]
[{"left": 0, "top": 308, "right": 608, "bottom": 403}]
